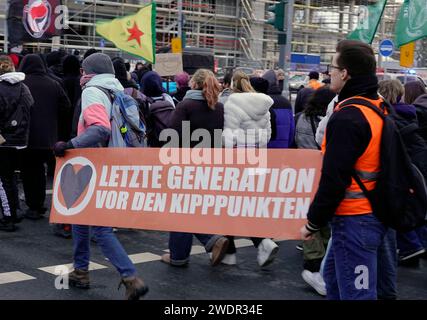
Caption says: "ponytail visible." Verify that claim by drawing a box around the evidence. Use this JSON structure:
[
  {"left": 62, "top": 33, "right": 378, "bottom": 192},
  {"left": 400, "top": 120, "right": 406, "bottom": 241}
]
[
  {"left": 232, "top": 70, "right": 255, "bottom": 93},
  {"left": 191, "top": 69, "right": 221, "bottom": 109}
]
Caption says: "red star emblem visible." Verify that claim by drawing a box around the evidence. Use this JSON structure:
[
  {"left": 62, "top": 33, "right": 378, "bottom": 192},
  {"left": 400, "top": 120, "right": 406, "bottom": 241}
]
[{"left": 127, "top": 22, "right": 144, "bottom": 47}]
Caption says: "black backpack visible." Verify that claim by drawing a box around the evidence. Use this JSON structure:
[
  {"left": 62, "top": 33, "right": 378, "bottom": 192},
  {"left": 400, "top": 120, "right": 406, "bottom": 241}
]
[
  {"left": 146, "top": 96, "right": 175, "bottom": 147},
  {"left": 340, "top": 98, "right": 427, "bottom": 232}
]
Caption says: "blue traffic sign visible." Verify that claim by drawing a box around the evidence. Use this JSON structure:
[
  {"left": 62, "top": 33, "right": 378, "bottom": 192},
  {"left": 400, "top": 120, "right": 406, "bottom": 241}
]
[{"left": 379, "top": 39, "right": 394, "bottom": 57}]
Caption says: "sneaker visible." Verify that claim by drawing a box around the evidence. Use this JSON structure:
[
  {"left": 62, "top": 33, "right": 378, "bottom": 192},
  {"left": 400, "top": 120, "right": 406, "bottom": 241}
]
[
  {"left": 296, "top": 243, "right": 303, "bottom": 251},
  {"left": 257, "top": 239, "right": 279, "bottom": 267},
  {"left": 119, "top": 276, "right": 149, "bottom": 300},
  {"left": 210, "top": 237, "right": 230, "bottom": 266},
  {"left": 0, "top": 218, "right": 16, "bottom": 232},
  {"left": 68, "top": 269, "right": 90, "bottom": 289},
  {"left": 399, "top": 248, "right": 426, "bottom": 261},
  {"left": 53, "top": 224, "right": 72, "bottom": 239},
  {"left": 301, "top": 270, "right": 326, "bottom": 296}
]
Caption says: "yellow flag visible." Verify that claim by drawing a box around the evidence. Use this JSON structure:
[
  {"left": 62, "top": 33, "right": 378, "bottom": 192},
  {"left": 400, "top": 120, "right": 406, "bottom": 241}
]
[
  {"left": 96, "top": 3, "right": 156, "bottom": 63},
  {"left": 400, "top": 42, "right": 415, "bottom": 68}
]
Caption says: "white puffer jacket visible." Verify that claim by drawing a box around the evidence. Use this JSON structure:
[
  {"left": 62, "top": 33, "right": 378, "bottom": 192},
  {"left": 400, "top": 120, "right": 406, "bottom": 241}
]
[{"left": 223, "top": 92, "right": 273, "bottom": 147}]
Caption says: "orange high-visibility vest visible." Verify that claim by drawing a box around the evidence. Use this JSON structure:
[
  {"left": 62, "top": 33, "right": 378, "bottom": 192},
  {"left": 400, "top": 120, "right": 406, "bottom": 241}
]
[{"left": 321, "top": 96, "right": 385, "bottom": 215}]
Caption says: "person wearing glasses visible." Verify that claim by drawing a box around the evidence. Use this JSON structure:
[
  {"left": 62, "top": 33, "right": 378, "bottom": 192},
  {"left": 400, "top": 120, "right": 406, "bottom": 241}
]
[{"left": 300, "top": 40, "right": 389, "bottom": 300}]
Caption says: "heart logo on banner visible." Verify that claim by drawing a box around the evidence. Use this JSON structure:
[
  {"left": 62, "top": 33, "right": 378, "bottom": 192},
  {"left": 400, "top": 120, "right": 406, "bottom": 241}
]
[{"left": 60, "top": 164, "right": 93, "bottom": 209}]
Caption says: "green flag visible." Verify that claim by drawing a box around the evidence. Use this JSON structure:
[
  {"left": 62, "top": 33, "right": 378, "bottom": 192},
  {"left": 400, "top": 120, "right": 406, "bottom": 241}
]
[
  {"left": 347, "top": 0, "right": 387, "bottom": 44},
  {"left": 395, "top": 0, "right": 427, "bottom": 47}
]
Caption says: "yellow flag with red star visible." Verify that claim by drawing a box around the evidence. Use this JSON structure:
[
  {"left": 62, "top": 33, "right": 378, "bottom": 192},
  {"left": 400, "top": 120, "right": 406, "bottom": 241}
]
[{"left": 96, "top": 2, "right": 156, "bottom": 63}]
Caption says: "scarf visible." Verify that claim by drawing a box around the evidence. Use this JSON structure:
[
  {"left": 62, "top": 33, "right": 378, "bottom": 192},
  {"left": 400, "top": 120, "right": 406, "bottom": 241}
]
[
  {"left": 338, "top": 74, "right": 379, "bottom": 102},
  {"left": 183, "top": 89, "right": 205, "bottom": 101},
  {"left": 80, "top": 74, "right": 96, "bottom": 88}
]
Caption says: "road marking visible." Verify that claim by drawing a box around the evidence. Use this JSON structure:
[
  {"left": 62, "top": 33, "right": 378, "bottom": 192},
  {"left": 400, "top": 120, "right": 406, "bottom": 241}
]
[
  {"left": 38, "top": 262, "right": 107, "bottom": 275},
  {"left": 128, "top": 252, "right": 161, "bottom": 264},
  {"left": 234, "top": 239, "right": 254, "bottom": 248},
  {"left": 0, "top": 271, "right": 36, "bottom": 285}
]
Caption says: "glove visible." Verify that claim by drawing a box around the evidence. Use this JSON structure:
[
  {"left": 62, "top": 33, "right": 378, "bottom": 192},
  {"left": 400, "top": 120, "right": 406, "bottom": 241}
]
[{"left": 53, "top": 141, "right": 74, "bottom": 157}]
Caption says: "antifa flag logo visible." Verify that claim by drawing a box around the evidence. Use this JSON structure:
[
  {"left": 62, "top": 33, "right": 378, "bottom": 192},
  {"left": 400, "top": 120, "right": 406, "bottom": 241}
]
[{"left": 23, "top": 0, "right": 52, "bottom": 38}]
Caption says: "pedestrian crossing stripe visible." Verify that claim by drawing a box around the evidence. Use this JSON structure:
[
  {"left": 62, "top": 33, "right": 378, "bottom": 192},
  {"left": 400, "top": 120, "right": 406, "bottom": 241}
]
[
  {"left": 1, "top": 240, "right": 283, "bottom": 286},
  {"left": 128, "top": 252, "right": 161, "bottom": 264},
  {"left": 0, "top": 271, "right": 36, "bottom": 285},
  {"left": 38, "top": 261, "right": 108, "bottom": 275}
]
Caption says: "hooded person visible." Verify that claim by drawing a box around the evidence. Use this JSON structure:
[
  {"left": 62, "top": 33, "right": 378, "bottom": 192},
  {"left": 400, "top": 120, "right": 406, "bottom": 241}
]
[
  {"left": 46, "top": 50, "right": 67, "bottom": 80},
  {"left": 112, "top": 57, "right": 149, "bottom": 124},
  {"left": 18, "top": 54, "right": 70, "bottom": 220},
  {"left": 140, "top": 71, "right": 175, "bottom": 146},
  {"left": 171, "top": 72, "right": 191, "bottom": 104},
  {"left": 0, "top": 55, "right": 34, "bottom": 231},
  {"left": 60, "top": 55, "right": 82, "bottom": 141},
  {"left": 52, "top": 53, "right": 149, "bottom": 300},
  {"left": 413, "top": 93, "right": 427, "bottom": 143},
  {"left": 262, "top": 70, "right": 295, "bottom": 148}
]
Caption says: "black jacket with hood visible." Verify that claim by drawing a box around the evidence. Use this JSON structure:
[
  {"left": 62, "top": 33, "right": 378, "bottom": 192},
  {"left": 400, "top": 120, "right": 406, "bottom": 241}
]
[
  {"left": 19, "top": 54, "right": 71, "bottom": 149},
  {"left": 0, "top": 72, "right": 34, "bottom": 147}
]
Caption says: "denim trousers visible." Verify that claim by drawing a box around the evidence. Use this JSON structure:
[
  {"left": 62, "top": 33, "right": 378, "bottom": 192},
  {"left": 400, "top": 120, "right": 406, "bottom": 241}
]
[
  {"left": 168, "top": 232, "right": 221, "bottom": 265},
  {"left": 72, "top": 225, "right": 136, "bottom": 278},
  {"left": 377, "top": 229, "right": 397, "bottom": 300},
  {"left": 397, "top": 225, "right": 427, "bottom": 256},
  {"left": 324, "top": 214, "right": 387, "bottom": 300}
]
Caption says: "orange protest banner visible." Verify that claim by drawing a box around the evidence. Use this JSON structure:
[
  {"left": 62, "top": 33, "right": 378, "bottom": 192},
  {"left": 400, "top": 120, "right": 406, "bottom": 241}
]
[{"left": 50, "top": 148, "right": 322, "bottom": 239}]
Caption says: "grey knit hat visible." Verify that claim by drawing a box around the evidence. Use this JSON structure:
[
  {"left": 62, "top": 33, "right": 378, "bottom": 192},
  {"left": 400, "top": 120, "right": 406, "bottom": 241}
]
[{"left": 82, "top": 52, "right": 115, "bottom": 75}]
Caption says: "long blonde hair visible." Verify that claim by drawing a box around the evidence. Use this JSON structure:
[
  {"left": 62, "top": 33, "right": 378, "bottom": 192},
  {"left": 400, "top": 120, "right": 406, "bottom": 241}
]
[
  {"left": 378, "top": 79, "right": 404, "bottom": 104},
  {"left": 191, "top": 69, "right": 221, "bottom": 109},
  {"left": 232, "top": 70, "right": 255, "bottom": 93}
]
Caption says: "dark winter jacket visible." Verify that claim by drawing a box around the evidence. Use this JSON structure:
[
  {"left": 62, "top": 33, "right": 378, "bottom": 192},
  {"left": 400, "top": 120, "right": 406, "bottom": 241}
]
[
  {"left": 392, "top": 101, "right": 427, "bottom": 182},
  {"left": 294, "top": 87, "right": 315, "bottom": 114},
  {"left": 169, "top": 90, "right": 224, "bottom": 148},
  {"left": 19, "top": 54, "right": 71, "bottom": 149},
  {"left": 0, "top": 72, "right": 34, "bottom": 147},
  {"left": 62, "top": 55, "right": 81, "bottom": 140},
  {"left": 413, "top": 94, "right": 427, "bottom": 143},
  {"left": 262, "top": 70, "right": 295, "bottom": 148},
  {"left": 172, "top": 86, "right": 191, "bottom": 104}
]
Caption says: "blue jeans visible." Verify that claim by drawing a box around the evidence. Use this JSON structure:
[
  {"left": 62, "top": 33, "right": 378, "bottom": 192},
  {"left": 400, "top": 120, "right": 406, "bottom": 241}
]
[
  {"left": 72, "top": 225, "right": 136, "bottom": 278},
  {"left": 168, "top": 232, "right": 221, "bottom": 266},
  {"left": 397, "top": 225, "right": 427, "bottom": 256},
  {"left": 377, "top": 229, "right": 397, "bottom": 300},
  {"left": 324, "top": 214, "right": 387, "bottom": 300}
]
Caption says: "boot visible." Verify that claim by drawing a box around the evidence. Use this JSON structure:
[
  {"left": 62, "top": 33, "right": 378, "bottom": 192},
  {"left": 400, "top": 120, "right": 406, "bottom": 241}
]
[
  {"left": 119, "top": 276, "right": 149, "bottom": 300},
  {"left": 69, "top": 269, "right": 90, "bottom": 289}
]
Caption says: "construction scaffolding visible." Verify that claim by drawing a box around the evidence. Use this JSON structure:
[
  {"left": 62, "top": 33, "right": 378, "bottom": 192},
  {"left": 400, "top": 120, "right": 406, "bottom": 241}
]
[{"left": 0, "top": 0, "right": 404, "bottom": 69}]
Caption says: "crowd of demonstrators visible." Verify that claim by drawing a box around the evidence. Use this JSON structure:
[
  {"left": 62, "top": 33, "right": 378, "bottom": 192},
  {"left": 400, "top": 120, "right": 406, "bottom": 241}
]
[
  {"left": 162, "top": 69, "right": 230, "bottom": 267},
  {"left": 1, "top": 44, "right": 427, "bottom": 301}
]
